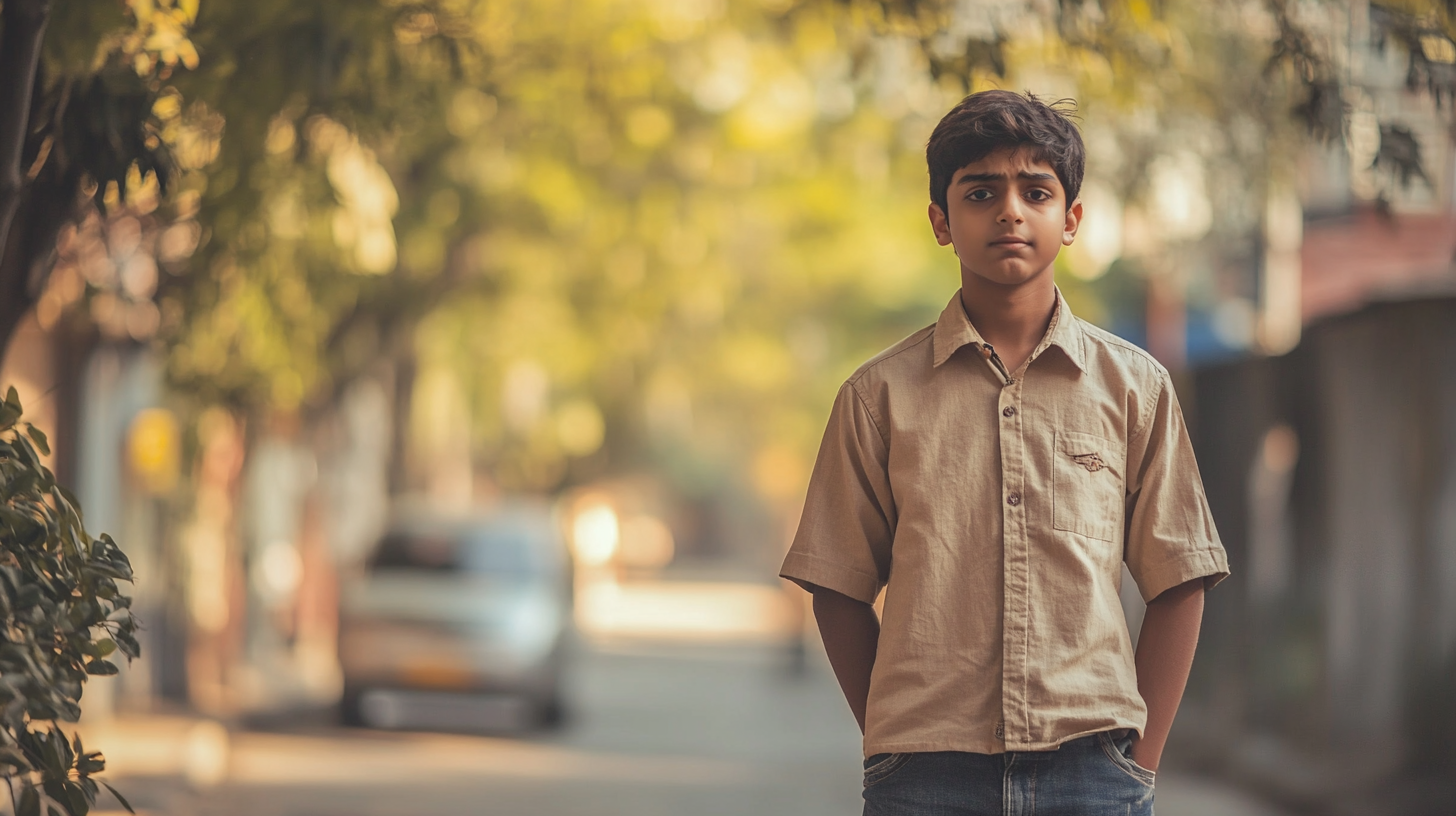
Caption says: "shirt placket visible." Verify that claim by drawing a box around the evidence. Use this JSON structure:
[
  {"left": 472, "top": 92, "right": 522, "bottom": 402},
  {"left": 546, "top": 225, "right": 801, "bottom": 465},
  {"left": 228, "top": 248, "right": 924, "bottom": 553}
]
[
  {"left": 973, "top": 343, "right": 1030, "bottom": 749},
  {"left": 998, "top": 370, "right": 1031, "bottom": 750}
]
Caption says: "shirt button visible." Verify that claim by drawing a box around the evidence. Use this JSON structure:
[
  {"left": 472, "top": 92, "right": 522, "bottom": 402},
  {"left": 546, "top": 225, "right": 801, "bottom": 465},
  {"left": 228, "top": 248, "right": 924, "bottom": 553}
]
[
  {"left": 1007, "top": 493, "right": 1021, "bottom": 506},
  {"left": 1002, "top": 406, "right": 1016, "bottom": 417}
]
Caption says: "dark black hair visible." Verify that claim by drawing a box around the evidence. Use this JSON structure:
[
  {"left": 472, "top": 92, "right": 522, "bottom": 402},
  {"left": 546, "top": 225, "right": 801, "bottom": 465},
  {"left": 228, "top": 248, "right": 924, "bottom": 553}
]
[{"left": 926, "top": 90, "right": 1085, "bottom": 212}]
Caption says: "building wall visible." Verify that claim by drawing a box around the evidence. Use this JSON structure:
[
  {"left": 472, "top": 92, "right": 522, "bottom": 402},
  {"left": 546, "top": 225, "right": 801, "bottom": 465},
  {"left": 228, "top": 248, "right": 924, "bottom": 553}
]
[{"left": 1185, "top": 297, "right": 1456, "bottom": 813}]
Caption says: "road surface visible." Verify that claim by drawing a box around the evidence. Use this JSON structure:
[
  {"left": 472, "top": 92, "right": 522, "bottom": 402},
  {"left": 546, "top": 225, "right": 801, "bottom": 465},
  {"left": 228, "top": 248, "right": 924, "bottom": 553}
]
[{"left": 95, "top": 638, "right": 1287, "bottom": 816}]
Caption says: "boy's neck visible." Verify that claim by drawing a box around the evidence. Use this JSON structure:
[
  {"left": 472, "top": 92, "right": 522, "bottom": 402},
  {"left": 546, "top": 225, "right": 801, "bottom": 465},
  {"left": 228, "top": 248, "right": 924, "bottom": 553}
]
[{"left": 958, "top": 269, "right": 1057, "bottom": 374}]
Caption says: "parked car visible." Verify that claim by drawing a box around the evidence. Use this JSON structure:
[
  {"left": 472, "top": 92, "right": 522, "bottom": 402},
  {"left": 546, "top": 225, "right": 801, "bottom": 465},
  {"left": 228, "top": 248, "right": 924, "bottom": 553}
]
[{"left": 338, "top": 502, "right": 573, "bottom": 730}]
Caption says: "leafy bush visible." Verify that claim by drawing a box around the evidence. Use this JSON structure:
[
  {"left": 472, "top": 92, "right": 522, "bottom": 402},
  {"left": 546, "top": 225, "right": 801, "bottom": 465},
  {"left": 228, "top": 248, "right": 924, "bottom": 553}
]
[{"left": 0, "top": 388, "right": 138, "bottom": 815}]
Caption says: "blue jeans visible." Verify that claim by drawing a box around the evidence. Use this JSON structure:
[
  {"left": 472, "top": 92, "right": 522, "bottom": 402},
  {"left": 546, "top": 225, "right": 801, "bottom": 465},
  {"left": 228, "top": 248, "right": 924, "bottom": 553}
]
[{"left": 862, "top": 731, "right": 1155, "bottom": 816}]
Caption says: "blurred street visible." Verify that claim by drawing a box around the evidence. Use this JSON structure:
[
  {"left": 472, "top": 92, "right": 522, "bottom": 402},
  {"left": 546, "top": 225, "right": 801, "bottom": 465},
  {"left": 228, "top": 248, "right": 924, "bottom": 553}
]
[{"left": 87, "top": 618, "right": 1286, "bottom": 816}]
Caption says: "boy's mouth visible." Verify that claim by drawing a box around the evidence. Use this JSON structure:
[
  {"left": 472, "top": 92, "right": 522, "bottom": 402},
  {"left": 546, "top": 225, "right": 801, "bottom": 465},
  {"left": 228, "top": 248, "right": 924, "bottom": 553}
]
[{"left": 989, "top": 236, "right": 1031, "bottom": 248}]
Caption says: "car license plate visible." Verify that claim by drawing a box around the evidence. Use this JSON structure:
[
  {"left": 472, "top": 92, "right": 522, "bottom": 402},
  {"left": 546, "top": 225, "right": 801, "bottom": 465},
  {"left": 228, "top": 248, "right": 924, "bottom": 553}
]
[{"left": 399, "top": 657, "right": 475, "bottom": 690}]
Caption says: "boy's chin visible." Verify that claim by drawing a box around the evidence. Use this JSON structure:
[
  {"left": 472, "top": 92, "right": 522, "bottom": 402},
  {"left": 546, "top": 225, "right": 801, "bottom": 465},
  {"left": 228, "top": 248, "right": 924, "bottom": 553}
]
[{"left": 963, "top": 263, "right": 1053, "bottom": 289}]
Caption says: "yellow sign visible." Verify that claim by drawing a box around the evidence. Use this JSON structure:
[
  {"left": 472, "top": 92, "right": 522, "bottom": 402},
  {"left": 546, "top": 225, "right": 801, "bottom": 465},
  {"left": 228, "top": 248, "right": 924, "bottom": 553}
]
[{"left": 127, "top": 408, "right": 180, "bottom": 495}]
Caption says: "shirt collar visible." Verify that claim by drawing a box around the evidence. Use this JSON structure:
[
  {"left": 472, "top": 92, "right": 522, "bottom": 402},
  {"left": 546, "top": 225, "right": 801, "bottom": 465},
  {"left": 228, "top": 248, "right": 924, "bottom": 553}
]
[{"left": 931, "top": 287, "right": 1087, "bottom": 373}]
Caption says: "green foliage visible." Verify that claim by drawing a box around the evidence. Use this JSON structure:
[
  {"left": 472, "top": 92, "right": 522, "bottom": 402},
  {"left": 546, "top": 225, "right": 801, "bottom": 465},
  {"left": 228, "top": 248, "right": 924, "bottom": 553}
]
[
  {"left": 850, "top": 0, "right": 1456, "bottom": 184},
  {"left": 46, "top": 0, "right": 1456, "bottom": 502},
  {"left": 0, "top": 0, "right": 202, "bottom": 355},
  {"left": 142, "top": 0, "right": 956, "bottom": 495},
  {"left": 149, "top": 0, "right": 490, "bottom": 407},
  {"left": 31, "top": 0, "right": 199, "bottom": 212},
  {"left": 0, "top": 388, "right": 138, "bottom": 816}
]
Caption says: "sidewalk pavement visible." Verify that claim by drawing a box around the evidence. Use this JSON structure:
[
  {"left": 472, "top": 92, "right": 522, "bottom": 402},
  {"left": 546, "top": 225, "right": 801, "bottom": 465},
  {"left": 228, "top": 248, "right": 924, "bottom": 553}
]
[{"left": 75, "top": 711, "right": 1289, "bottom": 816}]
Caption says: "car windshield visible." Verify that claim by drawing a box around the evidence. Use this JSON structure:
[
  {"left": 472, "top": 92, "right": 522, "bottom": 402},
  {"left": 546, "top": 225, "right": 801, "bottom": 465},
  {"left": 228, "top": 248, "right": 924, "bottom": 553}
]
[{"left": 368, "top": 524, "right": 549, "bottom": 576}]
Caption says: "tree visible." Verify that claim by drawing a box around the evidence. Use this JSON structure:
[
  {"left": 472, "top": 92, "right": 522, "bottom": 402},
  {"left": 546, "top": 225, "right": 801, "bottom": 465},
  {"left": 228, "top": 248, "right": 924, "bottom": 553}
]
[
  {"left": 0, "top": 6, "right": 173, "bottom": 811},
  {"left": 0, "top": 388, "right": 139, "bottom": 815},
  {"left": 22, "top": 0, "right": 1456, "bottom": 552},
  {"left": 825, "top": 0, "right": 1454, "bottom": 363},
  {"left": 144, "top": 0, "right": 483, "bottom": 411},
  {"left": 0, "top": 0, "right": 197, "bottom": 354},
  {"left": 0, "top": 0, "right": 48, "bottom": 349}
]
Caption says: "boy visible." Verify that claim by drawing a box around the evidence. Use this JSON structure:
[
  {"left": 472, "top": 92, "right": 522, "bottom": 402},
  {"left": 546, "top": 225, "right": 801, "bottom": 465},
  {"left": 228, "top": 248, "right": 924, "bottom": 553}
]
[{"left": 779, "top": 90, "right": 1228, "bottom": 816}]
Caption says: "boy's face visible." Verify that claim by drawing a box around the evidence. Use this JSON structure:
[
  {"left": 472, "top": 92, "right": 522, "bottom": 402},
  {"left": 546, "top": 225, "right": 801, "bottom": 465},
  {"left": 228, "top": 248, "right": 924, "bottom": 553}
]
[{"left": 928, "top": 147, "right": 1082, "bottom": 289}]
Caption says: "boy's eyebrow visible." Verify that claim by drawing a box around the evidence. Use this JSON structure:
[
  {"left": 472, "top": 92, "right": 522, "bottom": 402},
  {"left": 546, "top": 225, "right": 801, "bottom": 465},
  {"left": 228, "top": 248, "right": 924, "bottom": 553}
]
[{"left": 955, "top": 171, "right": 1057, "bottom": 184}]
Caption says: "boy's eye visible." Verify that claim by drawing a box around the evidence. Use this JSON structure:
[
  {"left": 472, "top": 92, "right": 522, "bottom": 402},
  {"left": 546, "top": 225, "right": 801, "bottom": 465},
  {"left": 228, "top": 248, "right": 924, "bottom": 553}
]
[
  {"left": 1026, "top": 189, "right": 1053, "bottom": 202},
  {"left": 967, "top": 189, "right": 994, "bottom": 201}
]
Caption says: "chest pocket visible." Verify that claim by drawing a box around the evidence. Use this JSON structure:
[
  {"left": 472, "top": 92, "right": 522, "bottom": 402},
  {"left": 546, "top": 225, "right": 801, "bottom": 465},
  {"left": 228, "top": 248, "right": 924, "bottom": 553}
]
[{"left": 1052, "top": 430, "right": 1125, "bottom": 542}]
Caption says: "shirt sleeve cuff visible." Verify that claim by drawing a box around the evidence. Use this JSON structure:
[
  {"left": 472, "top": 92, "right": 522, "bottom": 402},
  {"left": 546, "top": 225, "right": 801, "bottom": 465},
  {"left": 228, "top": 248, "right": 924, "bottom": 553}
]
[
  {"left": 1133, "top": 548, "right": 1230, "bottom": 603},
  {"left": 779, "top": 551, "right": 882, "bottom": 604}
]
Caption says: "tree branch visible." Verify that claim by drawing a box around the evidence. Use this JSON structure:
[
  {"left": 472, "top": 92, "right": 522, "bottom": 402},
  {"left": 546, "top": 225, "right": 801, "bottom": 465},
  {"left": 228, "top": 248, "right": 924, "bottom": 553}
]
[{"left": 0, "top": 0, "right": 51, "bottom": 353}]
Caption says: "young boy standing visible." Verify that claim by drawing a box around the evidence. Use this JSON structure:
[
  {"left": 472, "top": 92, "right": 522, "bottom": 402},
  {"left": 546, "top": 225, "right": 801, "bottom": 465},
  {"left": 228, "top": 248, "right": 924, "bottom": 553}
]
[{"left": 780, "top": 91, "right": 1229, "bottom": 816}]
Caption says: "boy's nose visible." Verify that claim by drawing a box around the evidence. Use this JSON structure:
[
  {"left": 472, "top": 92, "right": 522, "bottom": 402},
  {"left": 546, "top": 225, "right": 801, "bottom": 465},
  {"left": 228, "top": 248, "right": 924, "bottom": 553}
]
[{"left": 997, "top": 205, "right": 1025, "bottom": 224}]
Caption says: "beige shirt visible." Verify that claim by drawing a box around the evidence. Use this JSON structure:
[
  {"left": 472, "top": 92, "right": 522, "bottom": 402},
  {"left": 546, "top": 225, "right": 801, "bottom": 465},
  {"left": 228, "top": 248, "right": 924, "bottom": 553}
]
[{"left": 781, "top": 288, "right": 1228, "bottom": 756}]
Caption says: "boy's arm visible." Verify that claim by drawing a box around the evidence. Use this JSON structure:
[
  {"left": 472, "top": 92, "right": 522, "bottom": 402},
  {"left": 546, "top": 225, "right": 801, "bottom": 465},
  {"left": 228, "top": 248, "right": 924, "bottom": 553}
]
[
  {"left": 811, "top": 585, "right": 880, "bottom": 734},
  {"left": 1129, "top": 577, "right": 1205, "bottom": 772}
]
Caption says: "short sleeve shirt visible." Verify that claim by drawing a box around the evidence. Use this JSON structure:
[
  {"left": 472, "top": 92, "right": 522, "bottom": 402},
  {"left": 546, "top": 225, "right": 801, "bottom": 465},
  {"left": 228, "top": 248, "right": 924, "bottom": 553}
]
[{"left": 780, "top": 288, "right": 1229, "bottom": 756}]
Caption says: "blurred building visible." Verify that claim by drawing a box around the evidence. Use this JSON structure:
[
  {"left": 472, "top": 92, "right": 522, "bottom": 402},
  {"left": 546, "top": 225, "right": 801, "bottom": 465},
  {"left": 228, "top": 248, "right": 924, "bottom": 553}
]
[
  {"left": 1171, "top": 7, "right": 1456, "bottom": 815},
  {"left": 1186, "top": 298, "right": 1456, "bottom": 816},
  {"left": 56, "top": 342, "right": 393, "bottom": 720}
]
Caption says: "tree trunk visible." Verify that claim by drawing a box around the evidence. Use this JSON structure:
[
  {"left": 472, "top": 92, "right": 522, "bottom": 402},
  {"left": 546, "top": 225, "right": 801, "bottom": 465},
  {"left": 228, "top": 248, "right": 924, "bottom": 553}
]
[
  {"left": 0, "top": 0, "right": 51, "bottom": 358},
  {"left": 388, "top": 352, "right": 416, "bottom": 496},
  {"left": 48, "top": 318, "right": 97, "bottom": 487}
]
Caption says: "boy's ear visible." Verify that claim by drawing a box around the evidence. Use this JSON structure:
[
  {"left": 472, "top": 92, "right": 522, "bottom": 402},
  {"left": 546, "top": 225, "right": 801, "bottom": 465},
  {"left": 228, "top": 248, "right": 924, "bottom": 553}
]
[
  {"left": 1062, "top": 198, "right": 1083, "bottom": 246},
  {"left": 928, "top": 203, "right": 954, "bottom": 247}
]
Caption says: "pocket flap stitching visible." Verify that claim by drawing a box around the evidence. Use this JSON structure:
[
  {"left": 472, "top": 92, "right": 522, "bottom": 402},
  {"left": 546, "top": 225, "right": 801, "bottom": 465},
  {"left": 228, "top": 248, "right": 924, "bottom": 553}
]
[{"left": 1070, "top": 452, "right": 1108, "bottom": 472}]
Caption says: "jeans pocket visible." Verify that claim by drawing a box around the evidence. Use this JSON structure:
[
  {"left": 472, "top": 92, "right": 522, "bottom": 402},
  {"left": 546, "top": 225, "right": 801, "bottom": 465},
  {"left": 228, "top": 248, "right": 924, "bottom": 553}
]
[
  {"left": 1098, "top": 732, "right": 1156, "bottom": 787},
  {"left": 862, "top": 752, "right": 914, "bottom": 787}
]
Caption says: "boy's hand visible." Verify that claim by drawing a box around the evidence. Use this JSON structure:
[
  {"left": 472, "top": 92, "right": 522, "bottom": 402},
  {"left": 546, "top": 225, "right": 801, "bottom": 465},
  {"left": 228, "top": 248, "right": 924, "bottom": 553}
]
[
  {"left": 810, "top": 586, "right": 880, "bottom": 734},
  {"left": 1128, "top": 735, "right": 1158, "bottom": 774},
  {"left": 1131, "top": 578, "right": 1206, "bottom": 774}
]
